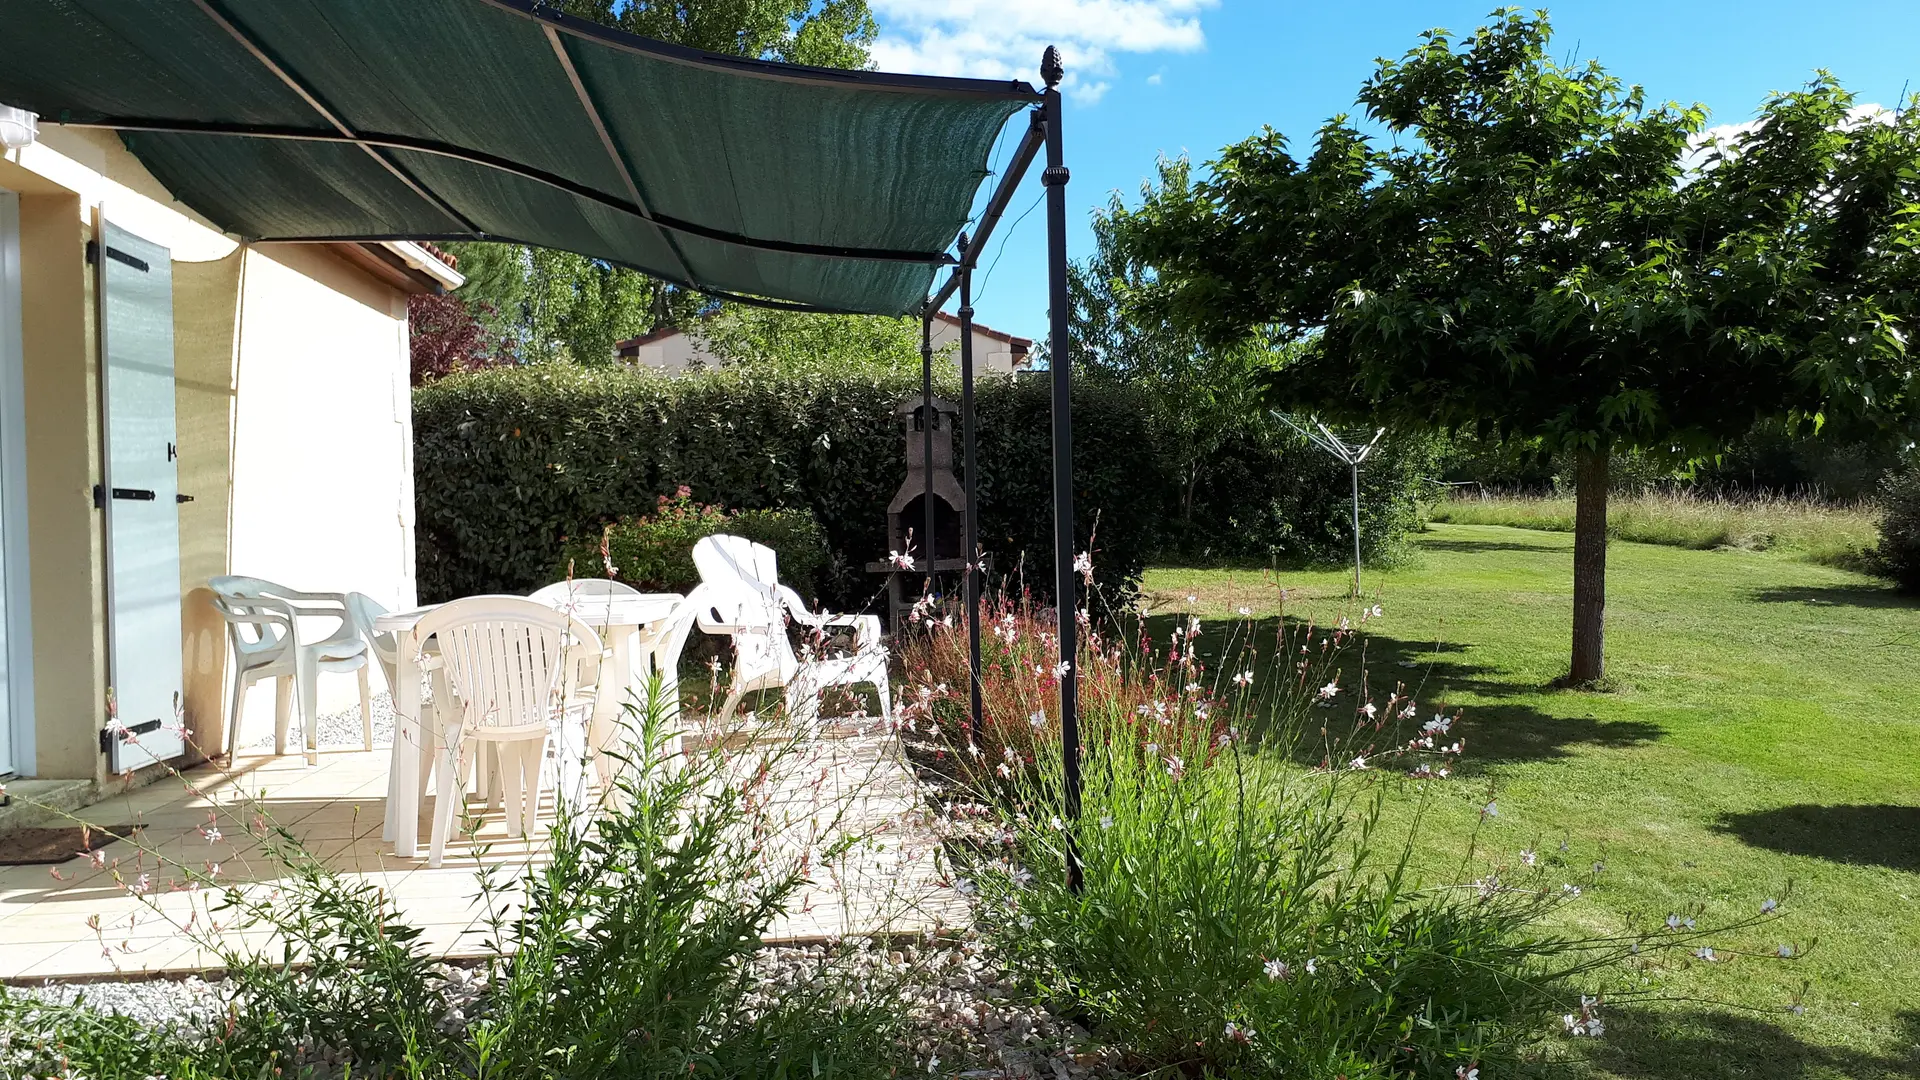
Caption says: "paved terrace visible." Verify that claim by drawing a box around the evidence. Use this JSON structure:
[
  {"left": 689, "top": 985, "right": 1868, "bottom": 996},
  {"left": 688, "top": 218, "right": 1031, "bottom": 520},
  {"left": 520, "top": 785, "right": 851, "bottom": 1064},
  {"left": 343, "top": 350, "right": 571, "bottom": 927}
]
[{"left": 0, "top": 729, "right": 964, "bottom": 982}]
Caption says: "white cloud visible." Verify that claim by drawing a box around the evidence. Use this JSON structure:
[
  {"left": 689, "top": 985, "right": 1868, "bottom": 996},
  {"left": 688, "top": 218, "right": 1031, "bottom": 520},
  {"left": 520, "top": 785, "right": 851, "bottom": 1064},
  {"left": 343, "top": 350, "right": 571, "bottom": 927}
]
[
  {"left": 1146, "top": 70, "right": 1163, "bottom": 86},
  {"left": 869, "top": 1, "right": 1215, "bottom": 105}
]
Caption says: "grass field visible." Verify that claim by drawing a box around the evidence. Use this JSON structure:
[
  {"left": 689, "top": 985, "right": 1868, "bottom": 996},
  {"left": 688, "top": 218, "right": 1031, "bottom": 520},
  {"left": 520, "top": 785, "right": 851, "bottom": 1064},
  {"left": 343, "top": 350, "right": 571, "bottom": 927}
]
[
  {"left": 1144, "top": 524, "right": 1920, "bottom": 1079},
  {"left": 1429, "top": 490, "right": 1882, "bottom": 571}
]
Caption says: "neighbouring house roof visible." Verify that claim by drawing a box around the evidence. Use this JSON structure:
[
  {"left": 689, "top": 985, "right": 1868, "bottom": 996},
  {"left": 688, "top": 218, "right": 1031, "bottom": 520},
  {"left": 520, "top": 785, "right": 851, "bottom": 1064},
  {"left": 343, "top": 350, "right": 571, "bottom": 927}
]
[
  {"left": 613, "top": 325, "right": 686, "bottom": 355},
  {"left": 932, "top": 310, "right": 1032, "bottom": 354},
  {"left": 0, "top": 0, "right": 1039, "bottom": 316}
]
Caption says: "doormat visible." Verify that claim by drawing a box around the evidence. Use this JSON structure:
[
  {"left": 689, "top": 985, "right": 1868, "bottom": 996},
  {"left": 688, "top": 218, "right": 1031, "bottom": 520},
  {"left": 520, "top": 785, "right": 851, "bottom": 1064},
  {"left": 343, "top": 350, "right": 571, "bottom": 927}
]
[{"left": 0, "top": 824, "right": 143, "bottom": 865}]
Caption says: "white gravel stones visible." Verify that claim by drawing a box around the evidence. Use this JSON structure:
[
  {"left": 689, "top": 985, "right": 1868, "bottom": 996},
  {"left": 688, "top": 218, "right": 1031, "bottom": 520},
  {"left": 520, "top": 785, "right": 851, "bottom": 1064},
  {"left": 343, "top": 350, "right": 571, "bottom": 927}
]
[
  {"left": 247, "top": 692, "right": 398, "bottom": 751},
  {"left": 4, "top": 941, "right": 1123, "bottom": 1079}
]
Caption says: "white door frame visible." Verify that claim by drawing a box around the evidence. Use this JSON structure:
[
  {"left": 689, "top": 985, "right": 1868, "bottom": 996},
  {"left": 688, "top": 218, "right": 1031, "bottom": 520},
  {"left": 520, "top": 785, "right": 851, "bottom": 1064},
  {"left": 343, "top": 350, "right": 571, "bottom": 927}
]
[{"left": 0, "top": 189, "right": 35, "bottom": 777}]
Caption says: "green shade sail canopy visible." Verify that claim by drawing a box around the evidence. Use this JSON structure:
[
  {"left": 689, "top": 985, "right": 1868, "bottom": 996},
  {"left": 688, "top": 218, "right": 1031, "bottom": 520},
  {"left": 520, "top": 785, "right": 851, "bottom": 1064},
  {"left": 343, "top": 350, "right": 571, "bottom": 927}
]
[{"left": 0, "top": 0, "right": 1041, "bottom": 314}]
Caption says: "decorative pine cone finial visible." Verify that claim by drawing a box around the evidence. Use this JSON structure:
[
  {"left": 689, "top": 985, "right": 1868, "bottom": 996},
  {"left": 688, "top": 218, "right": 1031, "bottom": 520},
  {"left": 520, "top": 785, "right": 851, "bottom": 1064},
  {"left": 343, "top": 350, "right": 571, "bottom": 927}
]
[{"left": 1041, "top": 47, "right": 1064, "bottom": 89}]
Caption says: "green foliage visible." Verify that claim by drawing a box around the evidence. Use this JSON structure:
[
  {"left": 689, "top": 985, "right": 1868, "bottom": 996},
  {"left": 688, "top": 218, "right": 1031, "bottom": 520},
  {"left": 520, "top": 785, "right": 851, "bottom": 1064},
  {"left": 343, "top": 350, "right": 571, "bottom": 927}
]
[
  {"left": 1181, "top": 423, "right": 1442, "bottom": 564},
  {"left": 693, "top": 305, "right": 932, "bottom": 375},
  {"left": 1873, "top": 463, "right": 1920, "bottom": 589},
  {"left": 1120, "top": 10, "right": 1920, "bottom": 458},
  {"left": 556, "top": 487, "right": 830, "bottom": 601},
  {"left": 414, "top": 366, "right": 1429, "bottom": 610}
]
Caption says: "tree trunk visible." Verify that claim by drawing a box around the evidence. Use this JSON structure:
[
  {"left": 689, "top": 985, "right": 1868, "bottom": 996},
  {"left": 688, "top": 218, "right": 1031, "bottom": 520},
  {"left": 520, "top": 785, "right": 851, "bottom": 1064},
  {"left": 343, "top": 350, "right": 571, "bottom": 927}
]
[{"left": 1569, "top": 444, "right": 1610, "bottom": 685}]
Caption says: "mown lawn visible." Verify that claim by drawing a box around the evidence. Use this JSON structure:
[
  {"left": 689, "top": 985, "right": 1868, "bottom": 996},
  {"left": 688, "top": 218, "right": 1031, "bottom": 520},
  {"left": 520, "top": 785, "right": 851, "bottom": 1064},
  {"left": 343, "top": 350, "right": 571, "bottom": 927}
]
[{"left": 1144, "top": 523, "right": 1920, "bottom": 1080}]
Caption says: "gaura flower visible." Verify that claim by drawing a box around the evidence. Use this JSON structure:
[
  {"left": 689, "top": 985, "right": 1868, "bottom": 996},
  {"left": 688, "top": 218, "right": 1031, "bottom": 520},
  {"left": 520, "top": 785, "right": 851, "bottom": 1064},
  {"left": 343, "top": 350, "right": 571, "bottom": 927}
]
[{"left": 1263, "top": 957, "right": 1291, "bottom": 981}]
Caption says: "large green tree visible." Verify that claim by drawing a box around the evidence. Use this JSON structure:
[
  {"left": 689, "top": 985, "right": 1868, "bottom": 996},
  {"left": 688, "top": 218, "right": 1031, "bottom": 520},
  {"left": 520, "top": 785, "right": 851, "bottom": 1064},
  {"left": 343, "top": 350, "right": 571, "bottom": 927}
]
[
  {"left": 560, "top": 0, "right": 876, "bottom": 69},
  {"left": 426, "top": 1, "right": 879, "bottom": 369},
  {"left": 1117, "top": 9, "right": 1920, "bottom": 684},
  {"left": 1070, "top": 157, "right": 1273, "bottom": 534}
]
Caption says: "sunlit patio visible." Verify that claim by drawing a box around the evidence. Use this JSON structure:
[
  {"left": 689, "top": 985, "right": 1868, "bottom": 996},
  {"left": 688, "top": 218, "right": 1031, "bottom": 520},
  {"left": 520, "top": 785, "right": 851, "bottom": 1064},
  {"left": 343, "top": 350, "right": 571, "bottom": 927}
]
[{"left": 0, "top": 726, "right": 964, "bottom": 983}]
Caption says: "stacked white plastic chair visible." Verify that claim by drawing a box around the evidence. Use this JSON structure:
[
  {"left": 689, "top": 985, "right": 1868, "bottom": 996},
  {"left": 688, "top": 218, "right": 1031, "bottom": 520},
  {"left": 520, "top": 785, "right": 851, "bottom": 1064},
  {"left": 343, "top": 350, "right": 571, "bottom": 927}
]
[
  {"left": 208, "top": 577, "right": 373, "bottom": 765},
  {"left": 690, "top": 535, "right": 890, "bottom": 727},
  {"left": 413, "top": 595, "right": 602, "bottom": 867}
]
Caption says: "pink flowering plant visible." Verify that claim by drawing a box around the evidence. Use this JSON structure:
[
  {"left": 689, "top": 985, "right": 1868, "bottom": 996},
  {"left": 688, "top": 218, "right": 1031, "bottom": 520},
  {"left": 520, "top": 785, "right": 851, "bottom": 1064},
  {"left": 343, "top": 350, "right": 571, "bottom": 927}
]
[{"left": 915, "top": 595, "right": 1802, "bottom": 1077}]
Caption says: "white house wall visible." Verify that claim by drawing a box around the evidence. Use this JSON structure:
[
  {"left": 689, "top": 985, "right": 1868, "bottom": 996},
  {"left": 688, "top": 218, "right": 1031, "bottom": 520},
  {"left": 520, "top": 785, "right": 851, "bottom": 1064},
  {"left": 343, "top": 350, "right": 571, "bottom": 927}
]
[{"left": 226, "top": 244, "right": 417, "bottom": 723}]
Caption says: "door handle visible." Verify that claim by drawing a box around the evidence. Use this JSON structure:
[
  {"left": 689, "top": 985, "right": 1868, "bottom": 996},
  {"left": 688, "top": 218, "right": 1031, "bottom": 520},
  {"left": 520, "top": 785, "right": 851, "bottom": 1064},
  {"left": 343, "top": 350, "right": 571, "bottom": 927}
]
[{"left": 110, "top": 487, "right": 156, "bottom": 501}]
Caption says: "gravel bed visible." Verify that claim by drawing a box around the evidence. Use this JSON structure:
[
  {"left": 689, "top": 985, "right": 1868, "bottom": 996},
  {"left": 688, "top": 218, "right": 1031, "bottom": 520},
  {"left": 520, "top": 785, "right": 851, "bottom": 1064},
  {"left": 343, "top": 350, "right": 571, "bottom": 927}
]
[
  {"left": 4, "top": 940, "right": 1121, "bottom": 1079},
  {"left": 246, "top": 692, "right": 399, "bottom": 751}
]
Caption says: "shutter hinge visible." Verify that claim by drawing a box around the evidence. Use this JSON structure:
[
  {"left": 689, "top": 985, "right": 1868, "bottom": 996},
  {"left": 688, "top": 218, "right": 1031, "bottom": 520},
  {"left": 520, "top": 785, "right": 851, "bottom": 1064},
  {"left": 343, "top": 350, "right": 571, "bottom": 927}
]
[{"left": 100, "top": 719, "right": 163, "bottom": 755}]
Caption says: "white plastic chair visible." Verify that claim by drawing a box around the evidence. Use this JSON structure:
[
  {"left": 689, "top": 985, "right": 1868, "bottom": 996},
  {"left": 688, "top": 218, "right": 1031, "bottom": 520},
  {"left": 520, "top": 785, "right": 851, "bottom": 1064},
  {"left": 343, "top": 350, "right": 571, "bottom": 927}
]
[
  {"left": 413, "top": 595, "right": 603, "bottom": 867},
  {"left": 690, "top": 535, "right": 890, "bottom": 728},
  {"left": 209, "top": 577, "right": 372, "bottom": 765},
  {"left": 345, "top": 592, "right": 468, "bottom": 809}
]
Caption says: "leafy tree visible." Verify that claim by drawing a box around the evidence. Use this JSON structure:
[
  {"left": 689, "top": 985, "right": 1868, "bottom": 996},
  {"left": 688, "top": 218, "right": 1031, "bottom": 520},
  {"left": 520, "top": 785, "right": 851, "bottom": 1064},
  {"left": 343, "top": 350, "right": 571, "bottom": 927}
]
[
  {"left": 1071, "top": 157, "right": 1274, "bottom": 535},
  {"left": 560, "top": 0, "right": 877, "bottom": 69},
  {"left": 407, "top": 292, "right": 508, "bottom": 385},
  {"left": 418, "top": 1, "right": 878, "bottom": 373},
  {"left": 692, "top": 305, "right": 928, "bottom": 374},
  {"left": 1117, "top": 9, "right": 1920, "bottom": 683}
]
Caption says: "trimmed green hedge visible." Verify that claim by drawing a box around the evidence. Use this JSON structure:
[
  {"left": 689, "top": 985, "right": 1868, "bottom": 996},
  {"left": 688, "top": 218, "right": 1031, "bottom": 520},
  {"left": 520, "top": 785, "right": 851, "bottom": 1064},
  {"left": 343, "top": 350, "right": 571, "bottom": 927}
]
[
  {"left": 413, "top": 366, "right": 1170, "bottom": 607},
  {"left": 413, "top": 366, "right": 1432, "bottom": 607},
  {"left": 554, "top": 489, "right": 829, "bottom": 601}
]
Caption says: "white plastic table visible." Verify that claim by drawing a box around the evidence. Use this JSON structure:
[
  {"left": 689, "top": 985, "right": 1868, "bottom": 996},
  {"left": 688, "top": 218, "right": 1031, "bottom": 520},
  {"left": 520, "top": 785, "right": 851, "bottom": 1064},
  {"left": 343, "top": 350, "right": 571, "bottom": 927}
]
[{"left": 376, "top": 592, "right": 685, "bottom": 858}]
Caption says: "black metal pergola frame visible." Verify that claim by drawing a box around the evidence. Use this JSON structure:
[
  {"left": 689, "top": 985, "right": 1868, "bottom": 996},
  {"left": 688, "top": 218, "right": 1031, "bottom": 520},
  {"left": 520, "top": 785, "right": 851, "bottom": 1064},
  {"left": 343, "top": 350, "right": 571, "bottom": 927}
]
[
  {"left": 914, "top": 50, "right": 1083, "bottom": 889},
  {"left": 29, "top": 4, "right": 1086, "bottom": 886}
]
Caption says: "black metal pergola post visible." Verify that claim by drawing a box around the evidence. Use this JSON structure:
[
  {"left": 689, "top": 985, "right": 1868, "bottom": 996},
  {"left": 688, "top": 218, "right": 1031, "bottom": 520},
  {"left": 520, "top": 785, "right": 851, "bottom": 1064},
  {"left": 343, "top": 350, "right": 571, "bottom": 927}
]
[
  {"left": 1038, "top": 49, "right": 1082, "bottom": 891},
  {"left": 958, "top": 237, "right": 984, "bottom": 734},
  {"left": 920, "top": 49, "right": 1077, "bottom": 889},
  {"left": 920, "top": 313, "right": 936, "bottom": 594}
]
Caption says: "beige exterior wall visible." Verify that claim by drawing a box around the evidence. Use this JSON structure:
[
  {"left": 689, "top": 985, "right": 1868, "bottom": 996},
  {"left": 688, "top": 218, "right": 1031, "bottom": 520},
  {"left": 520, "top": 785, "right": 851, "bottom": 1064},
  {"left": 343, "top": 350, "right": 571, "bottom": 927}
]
[
  {"left": 2, "top": 128, "right": 423, "bottom": 781},
  {"left": 627, "top": 331, "right": 722, "bottom": 373}
]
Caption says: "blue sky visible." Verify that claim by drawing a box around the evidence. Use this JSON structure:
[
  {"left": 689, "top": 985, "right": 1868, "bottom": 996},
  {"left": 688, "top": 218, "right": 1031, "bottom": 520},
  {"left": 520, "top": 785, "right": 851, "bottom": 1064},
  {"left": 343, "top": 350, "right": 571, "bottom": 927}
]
[{"left": 871, "top": 1, "right": 1920, "bottom": 342}]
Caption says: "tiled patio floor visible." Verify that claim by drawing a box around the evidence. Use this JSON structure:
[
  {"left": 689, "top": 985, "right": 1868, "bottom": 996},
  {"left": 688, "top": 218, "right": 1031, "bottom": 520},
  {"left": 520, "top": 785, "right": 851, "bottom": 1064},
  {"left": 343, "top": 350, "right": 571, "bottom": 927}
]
[{"left": 0, "top": 729, "right": 965, "bottom": 982}]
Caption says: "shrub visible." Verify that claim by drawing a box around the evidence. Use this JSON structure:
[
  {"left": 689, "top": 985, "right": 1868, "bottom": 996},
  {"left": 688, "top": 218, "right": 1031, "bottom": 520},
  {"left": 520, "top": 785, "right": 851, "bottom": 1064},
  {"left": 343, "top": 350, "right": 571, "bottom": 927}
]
[
  {"left": 896, "top": 592, "right": 1225, "bottom": 790},
  {"left": 1176, "top": 424, "right": 1443, "bottom": 564},
  {"left": 413, "top": 365, "right": 1173, "bottom": 609},
  {"left": 555, "top": 486, "right": 830, "bottom": 601},
  {"left": 413, "top": 366, "right": 1436, "bottom": 609},
  {"left": 1874, "top": 463, "right": 1920, "bottom": 590}
]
